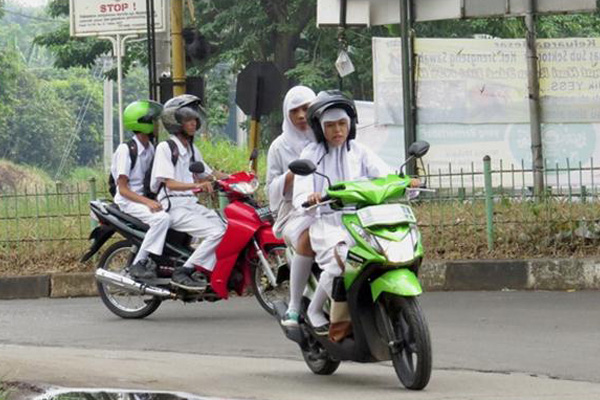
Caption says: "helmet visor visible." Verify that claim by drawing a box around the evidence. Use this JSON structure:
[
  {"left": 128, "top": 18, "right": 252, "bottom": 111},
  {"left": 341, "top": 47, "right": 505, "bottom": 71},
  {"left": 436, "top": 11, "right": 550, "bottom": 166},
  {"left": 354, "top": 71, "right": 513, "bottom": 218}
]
[{"left": 138, "top": 101, "right": 163, "bottom": 124}]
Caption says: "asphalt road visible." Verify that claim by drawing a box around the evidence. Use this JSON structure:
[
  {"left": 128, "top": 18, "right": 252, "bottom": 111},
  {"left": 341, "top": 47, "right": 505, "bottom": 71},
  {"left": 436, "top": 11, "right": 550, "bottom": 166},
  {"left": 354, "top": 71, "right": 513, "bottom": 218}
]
[{"left": 1, "top": 291, "right": 599, "bottom": 399}]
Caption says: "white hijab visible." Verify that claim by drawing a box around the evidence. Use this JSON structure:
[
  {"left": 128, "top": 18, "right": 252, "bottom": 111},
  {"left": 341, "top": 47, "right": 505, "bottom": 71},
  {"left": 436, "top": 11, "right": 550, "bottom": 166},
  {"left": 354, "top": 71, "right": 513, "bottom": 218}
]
[
  {"left": 281, "top": 86, "right": 316, "bottom": 154},
  {"left": 313, "top": 108, "right": 352, "bottom": 193}
]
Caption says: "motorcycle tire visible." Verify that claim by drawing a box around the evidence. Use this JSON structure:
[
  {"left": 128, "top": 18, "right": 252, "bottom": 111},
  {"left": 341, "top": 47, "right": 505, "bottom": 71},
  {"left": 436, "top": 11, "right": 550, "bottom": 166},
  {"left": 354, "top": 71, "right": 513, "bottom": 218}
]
[
  {"left": 97, "top": 240, "right": 162, "bottom": 319},
  {"left": 301, "top": 334, "right": 341, "bottom": 375},
  {"left": 382, "top": 294, "right": 432, "bottom": 390},
  {"left": 250, "top": 246, "right": 289, "bottom": 315}
]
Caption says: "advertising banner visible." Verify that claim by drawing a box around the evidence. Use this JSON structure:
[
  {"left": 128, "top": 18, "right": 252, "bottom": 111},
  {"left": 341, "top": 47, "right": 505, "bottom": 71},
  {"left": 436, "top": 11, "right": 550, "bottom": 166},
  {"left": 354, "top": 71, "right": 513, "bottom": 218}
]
[{"left": 373, "top": 37, "right": 600, "bottom": 187}]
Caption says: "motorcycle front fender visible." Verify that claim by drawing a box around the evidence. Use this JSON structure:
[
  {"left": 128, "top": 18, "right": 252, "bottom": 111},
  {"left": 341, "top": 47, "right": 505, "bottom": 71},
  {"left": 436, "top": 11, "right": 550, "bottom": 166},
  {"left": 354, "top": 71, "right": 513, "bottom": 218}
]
[
  {"left": 80, "top": 225, "right": 115, "bottom": 263},
  {"left": 370, "top": 269, "right": 422, "bottom": 302}
]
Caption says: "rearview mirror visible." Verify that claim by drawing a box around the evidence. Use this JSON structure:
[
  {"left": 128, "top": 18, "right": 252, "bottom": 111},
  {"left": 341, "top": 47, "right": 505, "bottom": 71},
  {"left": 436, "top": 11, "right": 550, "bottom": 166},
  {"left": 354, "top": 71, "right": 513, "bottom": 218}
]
[
  {"left": 408, "top": 141, "right": 430, "bottom": 158},
  {"left": 189, "top": 161, "right": 206, "bottom": 174},
  {"left": 289, "top": 159, "right": 317, "bottom": 176}
]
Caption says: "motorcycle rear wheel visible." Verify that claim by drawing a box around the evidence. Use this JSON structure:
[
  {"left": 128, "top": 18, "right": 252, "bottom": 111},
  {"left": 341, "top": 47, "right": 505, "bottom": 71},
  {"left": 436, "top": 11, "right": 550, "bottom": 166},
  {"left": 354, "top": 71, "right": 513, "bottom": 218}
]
[
  {"left": 250, "top": 246, "right": 289, "bottom": 315},
  {"left": 382, "top": 295, "right": 432, "bottom": 390},
  {"left": 97, "top": 240, "right": 162, "bottom": 319}
]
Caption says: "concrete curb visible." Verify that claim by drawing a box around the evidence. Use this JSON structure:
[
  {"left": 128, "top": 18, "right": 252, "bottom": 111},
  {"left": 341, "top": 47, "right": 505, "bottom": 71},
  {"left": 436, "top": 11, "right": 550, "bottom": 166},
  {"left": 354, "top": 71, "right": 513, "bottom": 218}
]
[{"left": 1, "top": 258, "right": 599, "bottom": 299}]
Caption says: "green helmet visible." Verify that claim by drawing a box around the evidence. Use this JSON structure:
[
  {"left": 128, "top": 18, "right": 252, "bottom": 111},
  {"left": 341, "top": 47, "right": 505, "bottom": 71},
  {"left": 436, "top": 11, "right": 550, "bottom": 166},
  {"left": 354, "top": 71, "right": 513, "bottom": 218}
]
[{"left": 123, "top": 100, "right": 163, "bottom": 134}]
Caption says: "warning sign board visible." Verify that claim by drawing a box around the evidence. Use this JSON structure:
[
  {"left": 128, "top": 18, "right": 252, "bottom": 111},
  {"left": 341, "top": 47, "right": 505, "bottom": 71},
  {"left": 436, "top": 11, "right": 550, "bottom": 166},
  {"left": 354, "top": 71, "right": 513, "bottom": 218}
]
[{"left": 69, "top": 0, "right": 166, "bottom": 37}]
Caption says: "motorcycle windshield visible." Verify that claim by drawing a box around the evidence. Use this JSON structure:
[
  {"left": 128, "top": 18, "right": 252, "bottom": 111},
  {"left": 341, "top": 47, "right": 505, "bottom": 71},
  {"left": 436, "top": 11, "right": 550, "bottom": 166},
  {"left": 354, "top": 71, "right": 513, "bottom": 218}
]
[{"left": 327, "top": 174, "right": 411, "bottom": 206}]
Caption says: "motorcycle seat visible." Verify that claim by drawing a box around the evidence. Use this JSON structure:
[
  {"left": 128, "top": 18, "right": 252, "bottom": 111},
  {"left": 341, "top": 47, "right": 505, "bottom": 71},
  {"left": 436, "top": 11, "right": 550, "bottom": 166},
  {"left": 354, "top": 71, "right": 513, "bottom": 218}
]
[
  {"left": 105, "top": 203, "right": 193, "bottom": 247},
  {"left": 106, "top": 203, "right": 149, "bottom": 231}
]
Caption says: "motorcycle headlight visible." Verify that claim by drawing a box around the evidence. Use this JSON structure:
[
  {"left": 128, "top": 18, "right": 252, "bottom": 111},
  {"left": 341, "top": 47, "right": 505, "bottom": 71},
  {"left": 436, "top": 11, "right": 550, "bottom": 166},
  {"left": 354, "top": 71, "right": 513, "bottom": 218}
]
[
  {"left": 230, "top": 178, "right": 259, "bottom": 195},
  {"left": 351, "top": 223, "right": 383, "bottom": 254},
  {"left": 376, "top": 226, "right": 419, "bottom": 264}
]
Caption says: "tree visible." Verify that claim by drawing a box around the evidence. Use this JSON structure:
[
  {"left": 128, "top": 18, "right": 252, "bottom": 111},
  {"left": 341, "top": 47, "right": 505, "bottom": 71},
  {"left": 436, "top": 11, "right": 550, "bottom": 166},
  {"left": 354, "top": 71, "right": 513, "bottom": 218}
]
[{"left": 34, "top": 0, "right": 144, "bottom": 76}]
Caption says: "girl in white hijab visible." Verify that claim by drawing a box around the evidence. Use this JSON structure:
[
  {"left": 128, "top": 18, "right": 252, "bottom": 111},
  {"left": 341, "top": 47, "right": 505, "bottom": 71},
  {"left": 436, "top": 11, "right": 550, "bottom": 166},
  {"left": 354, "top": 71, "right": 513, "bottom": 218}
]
[
  {"left": 293, "top": 91, "right": 392, "bottom": 334},
  {"left": 266, "top": 85, "right": 317, "bottom": 326}
]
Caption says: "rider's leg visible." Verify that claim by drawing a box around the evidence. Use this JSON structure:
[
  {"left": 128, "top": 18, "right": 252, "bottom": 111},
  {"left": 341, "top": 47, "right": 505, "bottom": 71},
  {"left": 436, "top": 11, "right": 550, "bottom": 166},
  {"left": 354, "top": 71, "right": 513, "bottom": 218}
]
[
  {"left": 168, "top": 204, "right": 225, "bottom": 288},
  {"left": 118, "top": 202, "right": 170, "bottom": 278},
  {"left": 290, "top": 230, "right": 314, "bottom": 311},
  {"left": 306, "top": 214, "right": 354, "bottom": 331},
  {"left": 282, "top": 230, "right": 314, "bottom": 325}
]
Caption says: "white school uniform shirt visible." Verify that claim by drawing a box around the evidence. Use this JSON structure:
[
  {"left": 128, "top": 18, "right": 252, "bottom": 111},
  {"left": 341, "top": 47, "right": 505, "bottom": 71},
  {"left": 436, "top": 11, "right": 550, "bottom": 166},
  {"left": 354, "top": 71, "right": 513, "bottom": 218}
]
[
  {"left": 111, "top": 135, "right": 155, "bottom": 206},
  {"left": 150, "top": 135, "right": 213, "bottom": 209},
  {"left": 293, "top": 141, "right": 392, "bottom": 213}
]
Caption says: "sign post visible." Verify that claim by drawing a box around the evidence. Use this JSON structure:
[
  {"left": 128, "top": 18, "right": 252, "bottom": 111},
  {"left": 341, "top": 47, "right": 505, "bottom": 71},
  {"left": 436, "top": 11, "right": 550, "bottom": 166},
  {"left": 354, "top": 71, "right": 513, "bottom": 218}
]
[
  {"left": 69, "top": 0, "right": 166, "bottom": 143},
  {"left": 235, "top": 62, "right": 284, "bottom": 172}
]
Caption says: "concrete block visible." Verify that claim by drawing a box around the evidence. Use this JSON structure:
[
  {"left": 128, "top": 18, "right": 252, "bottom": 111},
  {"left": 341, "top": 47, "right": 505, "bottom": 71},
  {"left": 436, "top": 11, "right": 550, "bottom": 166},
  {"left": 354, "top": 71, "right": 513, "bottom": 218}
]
[
  {"left": 529, "top": 258, "right": 600, "bottom": 290},
  {"left": 0, "top": 275, "right": 50, "bottom": 299},
  {"left": 445, "top": 260, "right": 528, "bottom": 290},
  {"left": 50, "top": 273, "right": 97, "bottom": 298},
  {"left": 420, "top": 261, "right": 447, "bottom": 291}
]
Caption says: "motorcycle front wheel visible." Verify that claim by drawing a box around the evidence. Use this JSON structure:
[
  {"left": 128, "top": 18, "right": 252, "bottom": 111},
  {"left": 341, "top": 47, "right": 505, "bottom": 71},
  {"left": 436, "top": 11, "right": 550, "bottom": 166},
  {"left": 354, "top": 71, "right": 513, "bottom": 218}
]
[
  {"left": 301, "top": 334, "right": 341, "bottom": 375},
  {"left": 382, "top": 294, "right": 432, "bottom": 390},
  {"left": 250, "top": 245, "right": 289, "bottom": 315},
  {"left": 97, "top": 240, "right": 162, "bottom": 319}
]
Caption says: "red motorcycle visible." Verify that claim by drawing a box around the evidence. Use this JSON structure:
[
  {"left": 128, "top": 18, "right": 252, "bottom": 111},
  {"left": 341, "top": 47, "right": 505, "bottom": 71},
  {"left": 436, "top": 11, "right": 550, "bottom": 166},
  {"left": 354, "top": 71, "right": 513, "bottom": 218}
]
[{"left": 82, "top": 160, "right": 289, "bottom": 319}]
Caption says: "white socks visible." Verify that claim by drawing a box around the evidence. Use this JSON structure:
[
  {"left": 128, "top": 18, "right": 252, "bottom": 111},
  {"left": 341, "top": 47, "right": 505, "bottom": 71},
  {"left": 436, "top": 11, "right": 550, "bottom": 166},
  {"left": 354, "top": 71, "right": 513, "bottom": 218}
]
[
  {"left": 287, "top": 254, "right": 313, "bottom": 313},
  {"left": 307, "top": 284, "right": 329, "bottom": 328}
]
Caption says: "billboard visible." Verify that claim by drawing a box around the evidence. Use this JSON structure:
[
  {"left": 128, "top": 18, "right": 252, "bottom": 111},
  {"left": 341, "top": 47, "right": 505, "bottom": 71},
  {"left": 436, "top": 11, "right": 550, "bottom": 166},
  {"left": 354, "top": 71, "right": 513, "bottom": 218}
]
[
  {"left": 317, "top": 0, "right": 596, "bottom": 26},
  {"left": 373, "top": 37, "right": 600, "bottom": 187},
  {"left": 70, "top": 0, "right": 166, "bottom": 37}
]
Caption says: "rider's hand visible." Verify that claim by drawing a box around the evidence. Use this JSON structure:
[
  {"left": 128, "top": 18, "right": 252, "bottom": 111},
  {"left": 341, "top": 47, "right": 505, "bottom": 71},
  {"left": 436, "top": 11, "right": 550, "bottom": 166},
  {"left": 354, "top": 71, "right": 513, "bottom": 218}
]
[
  {"left": 307, "top": 192, "right": 322, "bottom": 206},
  {"left": 145, "top": 199, "right": 163, "bottom": 213},
  {"left": 195, "top": 181, "right": 214, "bottom": 193},
  {"left": 410, "top": 178, "right": 421, "bottom": 188}
]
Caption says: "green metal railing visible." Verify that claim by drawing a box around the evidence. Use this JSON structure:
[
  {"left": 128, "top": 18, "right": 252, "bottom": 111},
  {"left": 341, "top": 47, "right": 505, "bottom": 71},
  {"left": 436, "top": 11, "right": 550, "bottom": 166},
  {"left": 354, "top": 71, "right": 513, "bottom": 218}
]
[{"left": 1, "top": 157, "right": 600, "bottom": 271}]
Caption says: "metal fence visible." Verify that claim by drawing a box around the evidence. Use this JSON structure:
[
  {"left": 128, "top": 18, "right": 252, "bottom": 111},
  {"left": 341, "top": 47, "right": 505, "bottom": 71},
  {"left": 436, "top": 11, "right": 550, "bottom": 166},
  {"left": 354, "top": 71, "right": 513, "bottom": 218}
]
[{"left": 1, "top": 157, "right": 600, "bottom": 271}]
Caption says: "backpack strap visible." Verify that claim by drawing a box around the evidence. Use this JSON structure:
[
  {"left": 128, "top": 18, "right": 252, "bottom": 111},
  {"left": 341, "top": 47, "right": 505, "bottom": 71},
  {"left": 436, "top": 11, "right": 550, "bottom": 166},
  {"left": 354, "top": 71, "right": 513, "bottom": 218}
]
[
  {"left": 166, "top": 139, "right": 179, "bottom": 166},
  {"left": 127, "top": 139, "right": 138, "bottom": 171}
]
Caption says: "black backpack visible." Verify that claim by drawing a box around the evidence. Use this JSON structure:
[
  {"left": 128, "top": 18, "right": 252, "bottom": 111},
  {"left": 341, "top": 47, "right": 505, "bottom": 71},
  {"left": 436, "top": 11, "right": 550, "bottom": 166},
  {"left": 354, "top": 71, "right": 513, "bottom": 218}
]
[
  {"left": 108, "top": 139, "right": 138, "bottom": 197},
  {"left": 109, "top": 139, "right": 195, "bottom": 200}
]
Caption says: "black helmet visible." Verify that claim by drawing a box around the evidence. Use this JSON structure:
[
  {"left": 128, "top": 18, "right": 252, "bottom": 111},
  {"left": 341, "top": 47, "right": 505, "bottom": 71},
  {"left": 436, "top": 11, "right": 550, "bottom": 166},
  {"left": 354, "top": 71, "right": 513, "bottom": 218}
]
[
  {"left": 307, "top": 90, "right": 357, "bottom": 150},
  {"left": 161, "top": 94, "right": 207, "bottom": 135}
]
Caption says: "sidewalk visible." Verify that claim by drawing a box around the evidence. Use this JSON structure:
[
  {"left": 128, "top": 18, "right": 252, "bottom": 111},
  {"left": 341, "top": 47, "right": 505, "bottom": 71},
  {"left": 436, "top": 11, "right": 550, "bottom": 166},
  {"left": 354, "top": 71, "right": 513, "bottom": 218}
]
[{"left": 1, "top": 258, "right": 599, "bottom": 299}]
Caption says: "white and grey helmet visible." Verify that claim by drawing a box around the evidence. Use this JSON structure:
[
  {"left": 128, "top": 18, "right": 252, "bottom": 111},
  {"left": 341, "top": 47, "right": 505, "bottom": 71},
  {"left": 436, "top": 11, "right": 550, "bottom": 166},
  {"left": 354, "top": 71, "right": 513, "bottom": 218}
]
[{"left": 161, "top": 94, "right": 207, "bottom": 135}]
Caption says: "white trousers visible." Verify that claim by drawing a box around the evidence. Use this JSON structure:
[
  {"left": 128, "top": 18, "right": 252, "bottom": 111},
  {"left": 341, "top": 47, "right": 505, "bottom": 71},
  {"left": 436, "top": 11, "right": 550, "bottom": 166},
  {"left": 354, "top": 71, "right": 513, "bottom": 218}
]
[
  {"left": 116, "top": 200, "right": 170, "bottom": 257},
  {"left": 309, "top": 213, "right": 356, "bottom": 295},
  {"left": 168, "top": 203, "right": 226, "bottom": 270}
]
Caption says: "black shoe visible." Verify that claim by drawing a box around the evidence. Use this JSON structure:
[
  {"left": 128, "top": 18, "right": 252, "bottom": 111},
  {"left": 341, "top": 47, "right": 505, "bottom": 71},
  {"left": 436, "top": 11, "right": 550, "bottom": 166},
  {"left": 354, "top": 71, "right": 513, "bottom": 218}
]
[
  {"left": 129, "top": 259, "right": 157, "bottom": 280},
  {"left": 170, "top": 268, "right": 207, "bottom": 291},
  {"left": 308, "top": 318, "right": 330, "bottom": 336}
]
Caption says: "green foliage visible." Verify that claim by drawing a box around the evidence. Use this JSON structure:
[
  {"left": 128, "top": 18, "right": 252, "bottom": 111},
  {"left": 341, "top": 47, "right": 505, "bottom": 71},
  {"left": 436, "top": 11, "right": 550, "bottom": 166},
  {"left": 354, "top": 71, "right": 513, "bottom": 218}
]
[
  {"left": 194, "top": 135, "right": 266, "bottom": 178},
  {"left": 34, "top": 0, "right": 143, "bottom": 77}
]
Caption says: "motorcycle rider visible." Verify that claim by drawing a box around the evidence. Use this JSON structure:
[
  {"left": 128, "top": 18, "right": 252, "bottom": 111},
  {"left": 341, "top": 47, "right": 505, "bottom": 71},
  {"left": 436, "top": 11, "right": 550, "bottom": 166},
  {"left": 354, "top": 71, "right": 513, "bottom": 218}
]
[
  {"left": 266, "top": 85, "right": 317, "bottom": 327},
  {"left": 151, "top": 94, "right": 228, "bottom": 291},
  {"left": 111, "top": 100, "right": 167, "bottom": 280},
  {"left": 293, "top": 91, "right": 396, "bottom": 335}
]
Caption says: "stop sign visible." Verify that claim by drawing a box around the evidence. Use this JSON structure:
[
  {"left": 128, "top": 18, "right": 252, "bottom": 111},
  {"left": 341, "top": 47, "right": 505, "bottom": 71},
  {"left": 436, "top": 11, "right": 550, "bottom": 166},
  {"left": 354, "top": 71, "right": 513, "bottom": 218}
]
[{"left": 236, "top": 62, "right": 284, "bottom": 118}]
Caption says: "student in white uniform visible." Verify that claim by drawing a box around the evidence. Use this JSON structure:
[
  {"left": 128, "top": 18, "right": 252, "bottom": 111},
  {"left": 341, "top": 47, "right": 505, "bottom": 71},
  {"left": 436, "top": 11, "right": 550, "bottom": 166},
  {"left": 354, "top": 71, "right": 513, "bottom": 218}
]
[
  {"left": 151, "top": 94, "right": 228, "bottom": 291},
  {"left": 111, "top": 100, "right": 167, "bottom": 280},
  {"left": 293, "top": 91, "right": 395, "bottom": 335},
  {"left": 266, "top": 85, "right": 316, "bottom": 327}
]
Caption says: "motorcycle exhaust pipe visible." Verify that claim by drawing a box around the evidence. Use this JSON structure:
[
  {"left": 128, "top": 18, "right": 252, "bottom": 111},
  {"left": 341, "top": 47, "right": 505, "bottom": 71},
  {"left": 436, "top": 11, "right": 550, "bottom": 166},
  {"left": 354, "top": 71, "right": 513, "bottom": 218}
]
[{"left": 95, "top": 268, "right": 174, "bottom": 298}]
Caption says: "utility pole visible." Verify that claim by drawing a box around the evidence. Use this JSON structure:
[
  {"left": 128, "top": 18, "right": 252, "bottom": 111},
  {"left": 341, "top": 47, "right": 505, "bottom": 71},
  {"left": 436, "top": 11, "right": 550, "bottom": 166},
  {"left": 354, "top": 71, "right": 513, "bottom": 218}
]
[
  {"left": 171, "top": 0, "right": 186, "bottom": 96},
  {"left": 525, "top": 0, "right": 544, "bottom": 195},
  {"left": 102, "top": 55, "right": 114, "bottom": 172},
  {"left": 399, "top": 0, "right": 416, "bottom": 174}
]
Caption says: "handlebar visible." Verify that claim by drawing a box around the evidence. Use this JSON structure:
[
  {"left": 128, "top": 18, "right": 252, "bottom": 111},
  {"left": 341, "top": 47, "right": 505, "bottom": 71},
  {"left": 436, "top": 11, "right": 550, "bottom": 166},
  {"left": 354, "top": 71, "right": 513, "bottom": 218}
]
[{"left": 302, "top": 194, "right": 331, "bottom": 208}]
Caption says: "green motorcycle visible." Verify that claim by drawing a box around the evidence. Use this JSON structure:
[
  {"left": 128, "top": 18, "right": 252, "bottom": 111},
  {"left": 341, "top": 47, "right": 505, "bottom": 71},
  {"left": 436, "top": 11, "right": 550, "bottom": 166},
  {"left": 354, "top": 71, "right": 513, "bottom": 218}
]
[{"left": 276, "top": 140, "right": 432, "bottom": 390}]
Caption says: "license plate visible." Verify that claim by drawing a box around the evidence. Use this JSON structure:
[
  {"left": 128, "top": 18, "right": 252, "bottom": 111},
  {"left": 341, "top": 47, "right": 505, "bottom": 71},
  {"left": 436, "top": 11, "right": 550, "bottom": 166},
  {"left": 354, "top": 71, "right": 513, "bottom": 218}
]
[{"left": 357, "top": 204, "right": 416, "bottom": 227}]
